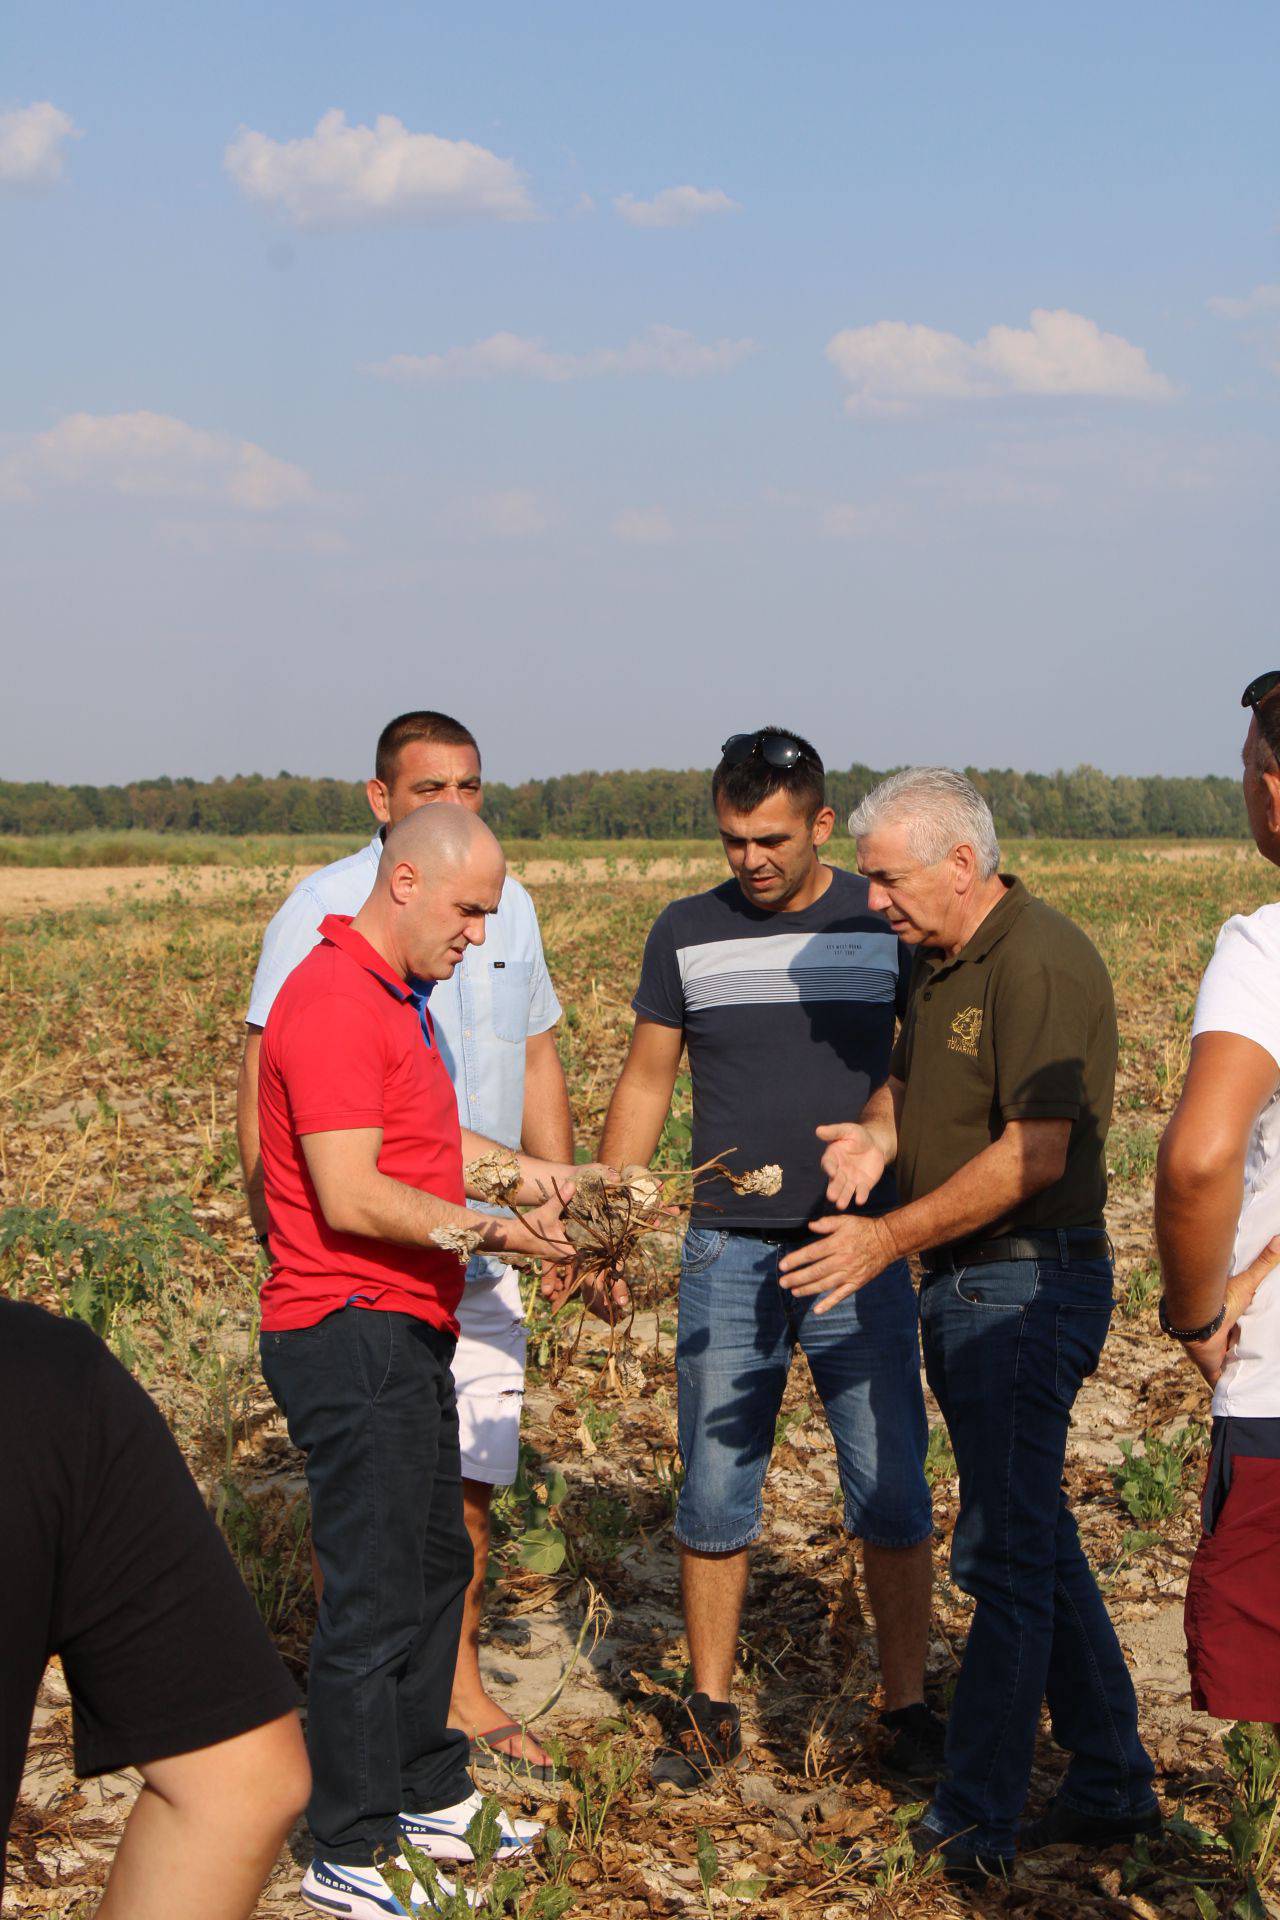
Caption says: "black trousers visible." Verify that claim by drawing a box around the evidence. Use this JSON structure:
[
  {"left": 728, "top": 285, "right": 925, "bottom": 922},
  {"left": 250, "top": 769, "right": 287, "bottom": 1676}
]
[{"left": 261, "top": 1306, "right": 473, "bottom": 1865}]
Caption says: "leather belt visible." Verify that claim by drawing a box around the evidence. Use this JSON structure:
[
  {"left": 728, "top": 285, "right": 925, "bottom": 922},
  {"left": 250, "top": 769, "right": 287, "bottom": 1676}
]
[
  {"left": 736, "top": 1226, "right": 810, "bottom": 1246},
  {"left": 920, "top": 1229, "right": 1112, "bottom": 1274}
]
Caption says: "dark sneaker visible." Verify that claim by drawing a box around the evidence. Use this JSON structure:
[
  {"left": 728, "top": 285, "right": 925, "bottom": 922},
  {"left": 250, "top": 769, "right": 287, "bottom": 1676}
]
[
  {"left": 650, "top": 1693, "right": 742, "bottom": 1791},
  {"left": 908, "top": 1820, "right": 1012, "bottom": 1884},
  {"left": 879, "top": 1702, "right": 948, "bottom": 1783},
  {"left": 1020, "top": 1797, "right": 1162, "bottom": 1852}
]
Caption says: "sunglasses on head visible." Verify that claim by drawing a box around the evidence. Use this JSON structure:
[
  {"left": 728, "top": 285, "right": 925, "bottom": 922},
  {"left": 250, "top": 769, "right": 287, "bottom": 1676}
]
[
  {"left": 1244, "top": 671, "right": 1280, "bottom": 712},
  {"left": 720, "top": 730, "right": 815, "bottom": 770},
  {"left": 1243, "top": 671, "right": 1280, "bottom": 757}
]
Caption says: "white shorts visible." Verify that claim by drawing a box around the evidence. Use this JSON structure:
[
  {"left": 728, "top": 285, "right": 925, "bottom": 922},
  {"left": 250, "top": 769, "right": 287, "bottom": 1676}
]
[{"left": 452, "top": 1263, "right": 527, "bottom": 1486}]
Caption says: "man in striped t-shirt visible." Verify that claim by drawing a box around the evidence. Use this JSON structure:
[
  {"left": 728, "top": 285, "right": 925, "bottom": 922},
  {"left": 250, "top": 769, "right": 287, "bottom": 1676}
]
[{"left": 600, "top": 728, "right": 937, "bottom": 1790}]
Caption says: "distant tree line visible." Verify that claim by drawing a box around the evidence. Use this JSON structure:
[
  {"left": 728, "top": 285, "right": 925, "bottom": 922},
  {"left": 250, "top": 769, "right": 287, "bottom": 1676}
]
[{"left": 0, "top": 764, "right": 1247, "bottom": 841}]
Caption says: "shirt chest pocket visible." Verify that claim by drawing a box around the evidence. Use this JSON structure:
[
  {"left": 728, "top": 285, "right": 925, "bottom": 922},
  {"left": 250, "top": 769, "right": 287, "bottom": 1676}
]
[{"left": 488, "top": 960, "right": 534, "bottom": 1044}]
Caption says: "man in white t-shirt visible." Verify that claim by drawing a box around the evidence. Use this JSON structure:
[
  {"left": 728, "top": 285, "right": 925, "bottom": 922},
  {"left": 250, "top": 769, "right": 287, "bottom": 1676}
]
[
  {"left": 238, "top": 710, "right": 573, "bottom": 1778},
  {"left": 1155, "top": 669, "right": 1280, "bottom": 1722}
]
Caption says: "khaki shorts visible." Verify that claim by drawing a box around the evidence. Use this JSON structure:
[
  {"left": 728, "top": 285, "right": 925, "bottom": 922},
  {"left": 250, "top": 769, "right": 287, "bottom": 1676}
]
[{"left": 453, "top": 1263, "right": 527, "bottom": 1486}]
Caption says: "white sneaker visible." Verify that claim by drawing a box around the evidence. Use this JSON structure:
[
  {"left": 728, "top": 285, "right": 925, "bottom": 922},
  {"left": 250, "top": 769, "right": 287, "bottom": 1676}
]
[
  {"left": 301, "top": 1855, "right": 459, "bottom": 1918},
  {"left": 400, "top": 1787, "right": 543, "bottom": 1862}
]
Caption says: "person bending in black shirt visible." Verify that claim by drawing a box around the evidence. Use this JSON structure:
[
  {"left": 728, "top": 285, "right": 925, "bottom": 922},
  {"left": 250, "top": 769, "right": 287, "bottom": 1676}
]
[{"left": 2, "top": 1298, "right": 309, "bottom": 1917}]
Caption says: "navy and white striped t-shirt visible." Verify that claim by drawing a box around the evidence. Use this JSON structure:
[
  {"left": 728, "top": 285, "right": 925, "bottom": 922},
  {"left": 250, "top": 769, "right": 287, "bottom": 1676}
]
[{"left": 632, "top": 866, "right": 910, "bottom": 1229}]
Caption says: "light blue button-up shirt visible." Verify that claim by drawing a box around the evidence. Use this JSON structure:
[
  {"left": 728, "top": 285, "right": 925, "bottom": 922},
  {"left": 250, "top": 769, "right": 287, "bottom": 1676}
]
[{"left": 247, "top": 832, "right": 562, "bottom": 1279}]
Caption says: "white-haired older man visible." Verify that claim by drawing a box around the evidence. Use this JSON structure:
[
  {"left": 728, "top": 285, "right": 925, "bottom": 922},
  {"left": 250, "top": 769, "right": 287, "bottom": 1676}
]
[{"left": 779, "top": 767, "right": 1156, "bottom": 1878}]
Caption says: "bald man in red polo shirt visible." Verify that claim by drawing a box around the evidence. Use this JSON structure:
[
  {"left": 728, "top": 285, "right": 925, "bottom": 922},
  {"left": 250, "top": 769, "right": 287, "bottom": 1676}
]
[{"left": 257, "top": 807, "right": 579, "bottom": 1920}]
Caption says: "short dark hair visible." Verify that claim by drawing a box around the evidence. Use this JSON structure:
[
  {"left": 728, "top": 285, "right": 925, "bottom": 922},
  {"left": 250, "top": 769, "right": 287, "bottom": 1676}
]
[
  {"left": 375, "top": 711, "right": 481, "bottom": 787},
  {"left": 711, "top": 726, "right": 826, "bottom": 821}
]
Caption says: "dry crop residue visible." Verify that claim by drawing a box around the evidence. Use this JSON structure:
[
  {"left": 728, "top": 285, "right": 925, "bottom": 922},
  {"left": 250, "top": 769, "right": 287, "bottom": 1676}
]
[{"left": 1, "top": 840, "right": 1273, "bottom": 1918}]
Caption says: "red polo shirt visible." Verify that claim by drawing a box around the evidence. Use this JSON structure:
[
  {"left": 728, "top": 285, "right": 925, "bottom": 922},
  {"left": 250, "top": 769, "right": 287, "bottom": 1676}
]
[{"left": 258, "top": 914, "right": 466, "bottom": 1334}]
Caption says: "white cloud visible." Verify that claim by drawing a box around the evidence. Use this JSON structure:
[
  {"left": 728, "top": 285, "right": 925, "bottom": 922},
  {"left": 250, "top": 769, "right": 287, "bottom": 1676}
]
[
  {"left": 1208, "top": 284, "right": 1280, "bottom": 320},
  {"left": 825, "top": 308, "right": 1176, "bottom": 415},
  {"left": 372, "top": 332, "right": 568, "bottom": 383},
  {"left": 1, "top": 412, "right": 318, "bottom": 512},
  {"left": 367, "top": 323, "right": 755, "bottom": 384},
  {"left": 465, "top": 490, "right": 551, "bottom": 537},
  {"left": 0, "top": 102, "right": 80, "bottom": 189},
  {"left": 224, "top": 109, "right": 536, "bottom": 229},
  {"left": 612, "top": 506, "right": 675, "bottom": 544},
  {"left": 614, "top": 185, "right": 739, "bottom": 229}
]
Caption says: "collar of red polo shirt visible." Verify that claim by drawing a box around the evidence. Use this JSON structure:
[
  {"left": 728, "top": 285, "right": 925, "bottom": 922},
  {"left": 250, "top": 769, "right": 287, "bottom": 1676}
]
[{"left": 318, "top": 914, "right": 436, "bottom": 1046}]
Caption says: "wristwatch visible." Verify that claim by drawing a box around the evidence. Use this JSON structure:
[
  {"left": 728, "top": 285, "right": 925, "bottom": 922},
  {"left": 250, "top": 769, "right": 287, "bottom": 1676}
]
[{"left": 1158, "top": 1294, "right": 1226, "bottom": 1343}]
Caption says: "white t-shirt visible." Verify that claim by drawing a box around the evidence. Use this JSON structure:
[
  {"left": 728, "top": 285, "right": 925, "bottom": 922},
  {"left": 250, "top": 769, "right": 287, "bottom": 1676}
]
[{"left": 1191, "top": 902, "right": 1280, "bottom": 1417}]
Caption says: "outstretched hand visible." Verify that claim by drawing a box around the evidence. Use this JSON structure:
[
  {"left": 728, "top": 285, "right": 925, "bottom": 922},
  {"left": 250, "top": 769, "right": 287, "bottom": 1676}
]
[
  {"left": 1183, "top": 1234, "right": 1280, "bottom": 1387},
  {"left": 818, "top": 1122, "right": 888, "bottom": 1211}
]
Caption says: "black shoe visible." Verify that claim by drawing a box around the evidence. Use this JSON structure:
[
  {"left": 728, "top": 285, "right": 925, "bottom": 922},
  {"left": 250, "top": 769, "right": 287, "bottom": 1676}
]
[
  {"left": 650, "top": 1693, "right": 742, "bottom": 1791},
  {"left": 1020, "top": 1797, "right": 1162, "bottom": 1852},
  {"left": 909, "top": 1819, "right": 1012, "bottom": 1884},
  {"left": 880, "top": 1702, "right": 948, "bottom": 1783}
]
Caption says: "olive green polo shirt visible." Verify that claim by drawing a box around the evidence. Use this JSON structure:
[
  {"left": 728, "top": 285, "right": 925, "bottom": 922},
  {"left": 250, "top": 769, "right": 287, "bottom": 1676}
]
[{"left": 889, "top": 877, "right": 1116, "bottom": 1232}]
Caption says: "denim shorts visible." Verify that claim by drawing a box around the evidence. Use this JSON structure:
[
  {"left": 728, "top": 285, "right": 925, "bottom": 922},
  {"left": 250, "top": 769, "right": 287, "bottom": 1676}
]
[{"left": 674, "top": 1225, "right": 933, "bottom": 1553}]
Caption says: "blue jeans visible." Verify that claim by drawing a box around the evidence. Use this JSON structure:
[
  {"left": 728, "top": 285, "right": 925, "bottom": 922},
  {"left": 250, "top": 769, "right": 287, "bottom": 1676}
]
[
  {"left": 260, "top": 1307, "right": 473, "bottom": 1865},
  {"left": 675, "top": 1226, "right": 932, "bottom": 1552},
  {"left": 920, "top": 1257, "right": 1156, "bottom": 1855}
]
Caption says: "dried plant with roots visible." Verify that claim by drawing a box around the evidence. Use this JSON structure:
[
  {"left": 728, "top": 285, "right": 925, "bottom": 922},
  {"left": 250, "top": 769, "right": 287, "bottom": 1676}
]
[
  {"left": 430, "top": 1151, "right": 785, "bottom": 1395},
  {"left": 535, "top": 1154, "right": 786, "bottom": 1394}
]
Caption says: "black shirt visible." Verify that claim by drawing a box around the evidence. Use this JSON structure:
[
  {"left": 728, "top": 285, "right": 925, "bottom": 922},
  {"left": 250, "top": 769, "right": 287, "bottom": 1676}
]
[
  {"left": 1, "top": 1300, "right": 298, "bottom": 1896},
  {"left": 632, "top": 865, "right": 909, "bottom": 1228}
]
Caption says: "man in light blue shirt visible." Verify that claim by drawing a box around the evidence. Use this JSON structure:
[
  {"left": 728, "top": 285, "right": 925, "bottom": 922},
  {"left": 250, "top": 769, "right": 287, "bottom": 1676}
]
[{"left": 237, "top": 710, "right": 572, "bottom": 1778}]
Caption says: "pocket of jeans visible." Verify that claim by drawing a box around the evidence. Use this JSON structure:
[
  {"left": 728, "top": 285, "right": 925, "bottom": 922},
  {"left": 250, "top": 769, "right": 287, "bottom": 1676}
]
[
  {"left": 954, "top": 1259, "right": 1039, "bottom": 1308},
  {"left": 1046, "top": 1259, "right": 1116, "bottom": 1312},
  {"left": 681, "top": 1227, "right": 727, "bottom": 1276},
  {"left": 1053, "top": 1304, "right": 1111, "bottom": 1402},
  {"left": 258, "top": 1316, "right": 332, "bottom": 1367},
  {"left": 352, "top": 1307, "right": 398, "bottom": 1402}
]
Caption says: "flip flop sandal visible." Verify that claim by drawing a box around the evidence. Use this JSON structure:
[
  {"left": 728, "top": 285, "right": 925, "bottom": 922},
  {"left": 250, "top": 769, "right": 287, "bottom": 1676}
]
[{"left": 473, "top": 1720, "right": 559, "bottom": 1784}]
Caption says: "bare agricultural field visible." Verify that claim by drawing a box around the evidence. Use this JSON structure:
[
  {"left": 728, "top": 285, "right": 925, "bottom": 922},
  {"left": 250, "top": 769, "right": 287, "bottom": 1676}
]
[
  {"left": 0, "top": 853, "right": 724, "bottom": 917},
  {"left": 0, "top": 833, "right": 1253, "bottom": 915},
  {"left": 2, "top": 841, "right": 1278, "bottom": 1919}
]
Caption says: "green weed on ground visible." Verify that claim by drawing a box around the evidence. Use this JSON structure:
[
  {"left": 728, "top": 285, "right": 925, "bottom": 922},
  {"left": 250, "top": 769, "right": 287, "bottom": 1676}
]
[{"left": 1112, "top": 1425, "right": 1206, "bottom": 1537}]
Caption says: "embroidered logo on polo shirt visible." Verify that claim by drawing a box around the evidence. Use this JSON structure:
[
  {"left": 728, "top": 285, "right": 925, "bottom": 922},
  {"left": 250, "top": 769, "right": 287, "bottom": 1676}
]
[{"left": 948, "top": 1006, "right": 983, "bottom": 1056}]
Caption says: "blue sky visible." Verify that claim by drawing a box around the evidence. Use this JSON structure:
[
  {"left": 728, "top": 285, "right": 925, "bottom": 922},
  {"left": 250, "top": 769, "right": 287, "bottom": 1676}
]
[{"left": 3, "top": 1, "right": 1278, "bottom": 785}]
